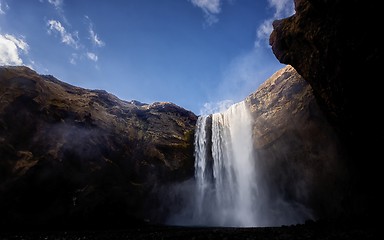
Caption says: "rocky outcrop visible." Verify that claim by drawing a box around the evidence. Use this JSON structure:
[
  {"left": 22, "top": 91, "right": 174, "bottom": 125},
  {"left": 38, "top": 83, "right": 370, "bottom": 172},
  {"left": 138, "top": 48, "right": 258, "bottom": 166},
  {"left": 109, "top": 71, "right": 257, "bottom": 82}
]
[
  {"left": 2, "top": 0, "right": 381, "bottom": 227},
  {"left": 0, "top": 62, "right": 375, "bottom": 237},
  {"left": 0, "top": 66, "right": 197, "bottom": 230},
  {"left": 269, "top": 0, "right": 381, "bottom": 219},
  {"left": 246, "top": 65, "right": 347, "bottom": 221}
]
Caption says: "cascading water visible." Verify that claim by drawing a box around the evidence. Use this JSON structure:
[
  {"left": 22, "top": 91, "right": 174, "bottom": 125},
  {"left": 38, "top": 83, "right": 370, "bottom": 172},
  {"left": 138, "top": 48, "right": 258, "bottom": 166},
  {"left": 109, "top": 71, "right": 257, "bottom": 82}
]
[
  {"left": 166, "top": 100, "right": 314, "bottom": 227},
  {"left": 193, "top": 101, "right": 258, "bottom": 227}
]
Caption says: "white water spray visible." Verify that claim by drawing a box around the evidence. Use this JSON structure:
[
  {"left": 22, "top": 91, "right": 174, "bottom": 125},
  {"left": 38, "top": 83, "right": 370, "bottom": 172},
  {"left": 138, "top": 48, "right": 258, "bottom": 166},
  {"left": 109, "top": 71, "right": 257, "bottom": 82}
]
[
  {"left": 193, "top": 101, "right": 258, "bottom": 227},
  {"left": 166, "top": 100, "right": 314, "bottom": 227}
]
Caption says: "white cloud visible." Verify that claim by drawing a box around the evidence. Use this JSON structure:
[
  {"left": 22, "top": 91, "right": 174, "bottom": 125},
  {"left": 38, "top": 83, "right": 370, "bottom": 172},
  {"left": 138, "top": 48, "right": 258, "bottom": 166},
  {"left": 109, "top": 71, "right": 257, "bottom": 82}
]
[
  {"left": 0, "top": 0, "right": 9, "bottom": 15},
  {"left": 191, "top": 0, "right": 221, "bottom": 14},
  {"left": 47, "top": 17, "right": 103, "bottom": 64},
  {"left": 190, "top": 0, "right": 222, "bottom": 26},
  {"left": 255, "top": 0, "right": 294, "bottom": 47},
  {"left": 89, "top": 28, "right": 105, "bottom": 47},
  {"left": 48, "top": 0, "right": 63, "bottom": 9},
  {"left": 0, "top": 34, "right": 29, "bottom": 65},
  {"left": 69, "top": 53, "right": 78, "bottom": 65},
  {"left": 255, "top": 19, "right": 273, "bottom": 48},
  {"left": 85, "top": 16, "right": 105, "bottom": 47},
  {"left": 269, "top": 0, "right": 295, "bottom": 18},
  {"left": 86, "top": 52, "right": 98, "bottom": 62},
  {"left": 200, "top": 99, "right": 234, "bottom": 115},
  {"left": 44, "top": 0, "right": 69, "bottom": 26},
  {"left": 3, "top": 34, "right": 29, "bottom": 53},
  {"left": 47, "top": 19, "right": 78, "bottom": 48}
]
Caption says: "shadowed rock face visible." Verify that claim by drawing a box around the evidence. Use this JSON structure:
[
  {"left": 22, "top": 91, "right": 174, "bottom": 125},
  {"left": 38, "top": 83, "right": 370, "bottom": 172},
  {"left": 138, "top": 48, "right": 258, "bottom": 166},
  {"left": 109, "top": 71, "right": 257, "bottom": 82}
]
[
  {"left": 270, "top": 0, "right": 381, "bottom": 219},
  {"left": 0, "top": 66, "right": 197, "bottom": 230},
  {"left": 246, "top": 65, "right": 346, "bottom": 222}
]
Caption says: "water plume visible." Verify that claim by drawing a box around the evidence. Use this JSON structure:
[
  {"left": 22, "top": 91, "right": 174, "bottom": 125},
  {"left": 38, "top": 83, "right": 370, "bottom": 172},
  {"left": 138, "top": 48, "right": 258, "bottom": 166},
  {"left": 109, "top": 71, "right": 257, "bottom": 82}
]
[
  {"left": 193, "top": 101, "right": 257, "bottom": 227},
  {"left": 166, "top": 100, "right": 313, "bottom": 227}
]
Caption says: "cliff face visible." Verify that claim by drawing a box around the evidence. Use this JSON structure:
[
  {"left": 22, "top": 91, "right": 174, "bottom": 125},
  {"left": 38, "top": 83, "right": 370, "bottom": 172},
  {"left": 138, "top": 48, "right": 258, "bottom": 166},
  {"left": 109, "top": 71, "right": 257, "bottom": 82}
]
[
  {"left": 0, "top": 66, "right": 197, "bottom": 229},
  {"left": 269, "top": 0, "right": 381, "bottom": 219},
  {"left": 246, "top": 65, "right": 346, "bottom": 222}
]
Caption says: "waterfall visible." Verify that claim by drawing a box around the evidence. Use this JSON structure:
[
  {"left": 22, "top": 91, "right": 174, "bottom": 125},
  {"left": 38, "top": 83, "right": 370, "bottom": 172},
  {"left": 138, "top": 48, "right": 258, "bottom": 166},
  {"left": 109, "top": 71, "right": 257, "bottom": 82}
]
[
  {"left": 193, "top": 101, "right": 258, "bottom": 227},
  {"left": 166, "top": 100, "right": 314, "bottom": 227}
]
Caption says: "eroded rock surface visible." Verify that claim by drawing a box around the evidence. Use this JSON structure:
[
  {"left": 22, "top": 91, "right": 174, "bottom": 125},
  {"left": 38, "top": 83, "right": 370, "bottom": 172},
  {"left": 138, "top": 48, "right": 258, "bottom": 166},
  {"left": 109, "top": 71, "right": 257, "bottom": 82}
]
[
  {"left": 246, "top": 65, "right": 346, "bottom": 222},
  {"left": 0, "top": 66, "right": 197, "bottom": 230}
]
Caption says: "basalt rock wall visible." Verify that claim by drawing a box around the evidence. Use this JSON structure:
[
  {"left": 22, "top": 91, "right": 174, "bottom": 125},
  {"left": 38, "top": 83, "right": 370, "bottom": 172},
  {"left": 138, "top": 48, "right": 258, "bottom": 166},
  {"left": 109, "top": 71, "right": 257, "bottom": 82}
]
[{"left": 269, "top": 0, "right": 381, "bottom": 219}]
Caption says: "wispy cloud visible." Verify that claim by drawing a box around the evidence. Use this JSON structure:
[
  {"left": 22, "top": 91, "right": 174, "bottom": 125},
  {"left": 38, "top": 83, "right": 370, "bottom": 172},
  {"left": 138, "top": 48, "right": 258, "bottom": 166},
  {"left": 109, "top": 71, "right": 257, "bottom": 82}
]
[
  {"left": 199, "top": 50, "right": 260, "bottom": 115},
  {"left": 85, "top": 16, "right": 105, "bottom": 47},
  {"left": 0, "top": 34, "right": 29, "bottom": 65},
  {"left": 255, "top": 0, "right": 294, "bottom": 47},
  {"left": 190, "top": 0, "right": 222, "bottom": 26},
  {"left": 86, "top": 52, "right": 98, "bottom": 62},
  {"left": 89, "top": 28, "right": 105, "bottom": 47},
  {"left": 269, "top": 0, "right": 295, "bottom": 18},
  {"left": 2, "top": 34, "right": 28, "bottom": 53},
  {"left": 219, "top": 49, "right": 269, "bottom": 100},
  {"left": 42, "top": 0, "right": 69, "bottom": 25},
  {"left": 69, "top": 53, "right": 78, "bottom": 65},
  {"left": 47, "top": 0, "right": 63, "bottom": 9},
  {"left": 200, "top": 99, "right": 234, "bottom": 115},
  {"left": 200, "top": 47, "right": 284, "bottom": 115},
  {"left": 0, "top": 0, "right": 9, "bottom": 15},
  {"left": 47, "top": 19, "right": 79, "bottom": 48},
  {"left": 46, "top": 16, "right": 104, "bottom": 65}
]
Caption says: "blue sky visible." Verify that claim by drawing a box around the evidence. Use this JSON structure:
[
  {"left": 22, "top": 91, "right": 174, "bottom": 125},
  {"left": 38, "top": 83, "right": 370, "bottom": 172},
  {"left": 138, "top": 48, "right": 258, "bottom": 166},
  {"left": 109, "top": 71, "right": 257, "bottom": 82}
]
[{"left": 0, "top": 0, "right": 294, "bottom": 115}]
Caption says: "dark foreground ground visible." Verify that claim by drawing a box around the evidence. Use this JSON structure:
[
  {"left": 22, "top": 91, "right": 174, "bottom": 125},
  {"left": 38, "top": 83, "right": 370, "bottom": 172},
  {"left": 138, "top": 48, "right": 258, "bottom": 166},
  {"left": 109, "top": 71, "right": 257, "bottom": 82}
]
[{"left": 0, "top": 219, "right": 378, "bottom": 240}]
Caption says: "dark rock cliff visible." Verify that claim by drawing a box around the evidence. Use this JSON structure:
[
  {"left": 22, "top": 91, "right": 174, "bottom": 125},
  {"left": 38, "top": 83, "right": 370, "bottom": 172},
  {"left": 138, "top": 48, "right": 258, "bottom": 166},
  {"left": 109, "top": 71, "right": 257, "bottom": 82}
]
[
  {"left": 269, "top": 0, "right": 381, "bottom": 220},
  {"left": 0, "top": 66, "right": 197, "bottom": 230},
  {"left": 246, "top": 65, "right": 346, "bottom": 222}
]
